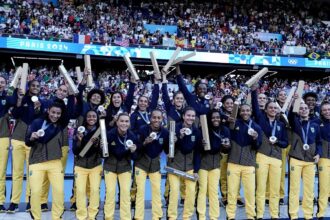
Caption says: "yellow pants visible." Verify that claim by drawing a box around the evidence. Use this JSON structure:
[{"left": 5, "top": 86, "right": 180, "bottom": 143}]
[
  {"left": 75, "top": 165, "right": 102, "bottom": 220},
  {"left": 104, "top": 171, "right": 131, "bottom": 220},
  {"left": 134, "top": 167, "right": 162, "bottom": 220},
  {"left": 41, "top": 146, "right": 69, "bottom": 204},
  {"left": 219, "top": 153, "right": 228, "bottom": 200},
  {"left": 256, "top": 153, "right": 282, "bottom": 218},
  {"left": 164, "top": 176, "right": 185, "bottom": 200},
  {"left": 280, "top": 146, "right": 290, "bottom": 199},
  {"left": 197, "top": 168, "right": 220, "bottom": 220},
  {"left": 29, "top": 160, "right": 64, "bottom": 220},
  {"left": 226, "top": 163, "right": 256, "bottom": 219},
  {"left": 168, "top": 170, "right": 196, "bottom": 220},
  {"left": 289, "top": 157, "right": 315, "bottom": 219},
  {"left": 11, "top": 139, "right": 31, "bottom": 203},
  {"left": 317, "top": 158, "right": 330, "bottom": 218},
  {"left": 0, "top": 138, "right": 9, "bottom": 205}
]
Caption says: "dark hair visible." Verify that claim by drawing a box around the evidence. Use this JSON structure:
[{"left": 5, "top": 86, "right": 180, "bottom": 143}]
[
  {"left": 265, "top": 100, "right": 277, "bottom": 110},
  {"left": 221, "top": 95, "right": 234, "bottom": 104},
  {"left": 28, "top": 80, "right": 39, "bottom": 88},
  {"left": 83, "top": 110, "right": 99, "bottom": 127},
  {"left": 320, "top": 101, "right": 330, "bottom": 115},
  {"left": 110, "top": 92, "right": 124, "bottom": 105},
  {"left": 151, "top": 109, "right": 163, "bottom": 117},
  {"left": 303, "top": 92, "right": 318, "bottom": 101},
  {"left": 117, "top": 112, "right": 130, "bottom": 121},
  {"left": 173, "top": 91, "right": 184, "bottom": 100},
  {"left": 182, "top": 106, "right": 196, "bottom": 116},
  {"left": 194, "top": 80, "right": 207, "bottom": 92},
  {"left": 136, "top": 95, "right": 149, "bottom": 111},
  {"left": 87, "top": 89, "right": 106, "bottom": 105},
  {"left": 46, "top": 99, "right": 67, "bottom": 127},
  {"left": 276, "top": 89, "right": 286, "bottom": 98},
  {"left": 239, "top": 103, "right": 251, "bottom": 111},
  {"left": 207, "top": 109, "right": 221, "bottom": 129}
]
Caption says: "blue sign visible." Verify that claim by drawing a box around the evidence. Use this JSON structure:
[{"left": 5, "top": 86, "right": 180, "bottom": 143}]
[
  {"left": 143, "top": 24, "right": 177, "bottom": 35},
  {"left": 255, "top": 32, "right": 283, "bottom": 42},
  {"left": 1, "top": 37, "right": 330, "bottom": 69},
  {"left": 281, "top": 57, "right": 305, "bottom": 67}
]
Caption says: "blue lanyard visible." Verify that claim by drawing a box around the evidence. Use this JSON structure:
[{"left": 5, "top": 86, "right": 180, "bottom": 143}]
[
  {"left": 270, "top": 120, "right": 277, "bottom": 137},
  {"left": 244, "top": 120, "right": 253, "bottom": 129},
  {"left": 117, "top": 133, "right": 127, "bottom": 147},
  {"left": 41, "top": 120, "right": 50, "bottom": 131},
  {"left": 138, "top": 111, "right": 150, "bottom": 124},
  {"left": 301, "top": 121, "right": 310, "bottom": 145}
]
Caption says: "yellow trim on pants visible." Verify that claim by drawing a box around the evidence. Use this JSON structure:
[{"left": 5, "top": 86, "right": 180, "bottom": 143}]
[
  {"left": 289, "top": 157, "right": 315, "bottom": 219},
  {"left": 0, "top": 138, "right": 9, "bottom": 205},
  {"left": 10, "top": 139, "right": 31, "bottom": 203},
  {"left": 226, "top": 163, "right": 256, "bottom": 219},
  {"left": 280, "top": 145, "right": 290, "bottom": 199},
  {"left": 41, "top": 146, "right": 69, "bottom": 204},
  {"left": 29, "top": 160, "right": 64, "bottom": 220},
  {"left": 256, "top": 153, "right": 282, "bottom": 218},
  {"left": 317, "top": 158, "right": 330, "bottom": 218},
  {"left": 104, "top": 171, "right": 131, "bottom": 220},
  {"left": 197, "top": 168, "right": 220, "bottom": 220},
  {"left": 168, "top": 170, "right": 196, "bottom": 220},
  {"left": 75, "top": 165, "right": 102, "bottom": 220},
  {"left": 134, "top": 167, "right": 163, "bottom": 220}
]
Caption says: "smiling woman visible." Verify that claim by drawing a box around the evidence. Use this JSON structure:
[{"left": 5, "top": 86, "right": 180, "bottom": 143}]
[{"left": 24, "top": 100, "right": 68, "bottom": 220}]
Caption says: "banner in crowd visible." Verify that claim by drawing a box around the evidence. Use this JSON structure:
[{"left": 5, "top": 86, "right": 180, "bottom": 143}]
[
  {"left": 143, "top": 24, "right": 177, "bottom": 35},
  {"left": 282, "top": 46, "right": 307, "bottom": 55},
  {"left": 162, "top": 37, "right": 176, "bottom": 47},
  {"left": 1, "top": 37, "right": 329, "bottom": 69},
  {"left": 254, "top": 32, "right": 283, "bottom": 42}
]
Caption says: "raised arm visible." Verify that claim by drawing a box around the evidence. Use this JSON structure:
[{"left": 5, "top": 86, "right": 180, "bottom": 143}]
[{"left": 149, "top": 84, "right": 159, "bottom": 111}]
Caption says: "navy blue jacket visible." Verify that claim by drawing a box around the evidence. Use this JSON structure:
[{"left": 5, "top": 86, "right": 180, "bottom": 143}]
[
  {"left": 230, "top": 118, "right": 263, "bottom": 149},
  {"left": 106, "top": 82, "right": 136, "bottom": 126},
  {"left": 251, "top": 90, "right": 288, "bottom": 148},
  {"left": 137, "top": 125, "right": 169, "bottom": 159},
  {"left": 130, "top": 84, "right": 159, "bottom": 132},
  {"left": 176, "top": 74, "right": 210, "bottom": 116},
  {"left": 161, "top": 83, "right": 183, "bottom": 123},
  {"left": 288, "top": 110, "right": 322, "bottom": 157},
  {"left": 105, "top": 127, "right": 139, "bottom": 161}
]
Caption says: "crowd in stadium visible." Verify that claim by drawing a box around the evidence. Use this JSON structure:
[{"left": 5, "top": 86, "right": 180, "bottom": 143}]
[
  {"left": 1, "top": 65, "right": 330, "bottom": 110},
  {"left": 0, "top": 0, "right": 329, "bottom": 55}
]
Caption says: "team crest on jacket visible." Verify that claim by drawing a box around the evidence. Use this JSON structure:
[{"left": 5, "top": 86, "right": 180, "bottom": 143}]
[
  {"left": 320, "top": 123, "right": 324, "bottom": 127},
  {"left": 191, "top": 136, "right": 195, "bottom": 142},
  {"left": 159, "top": 138, "right": 163, "bottom": 144},
  {"left": 1, "top": 99, "right": 6, "bottom": 105},
  {"left": 235, "top": 127, "right": 239, "bottom": 130},
  {"left": 277, "top": 126, "right": 281, "bottom": 131},
  {"left": 311, "top": 127, "right": 315, "bottom": 133},
  {"left": 111, "top": 141, "right": 116, "bottom": 146},
  {"left": 319, "top": 166, "right": 323, "bottom": 172}
]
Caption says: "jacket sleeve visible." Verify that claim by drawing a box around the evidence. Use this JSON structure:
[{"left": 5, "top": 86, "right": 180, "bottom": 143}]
[
  {"left": 149, "top": 84, "right": 159, "bottom": 111},
  {"left": 161, "top": 83, "right": 171, "bottom": 111},
  {"left": 251, "top": 90, "right": 262, "bottom": 121},
  {"left": 124, "top": 82, "right": 136, "bottom": 111},
  {"left": 277, "top": 123, "right": 289, "bottom": 148},
  {"left": 176, "top": 74, "right": 195, "bottom": 106},
  {"left": 25, "top": 120, "right": 38, "bottom": 147}
]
